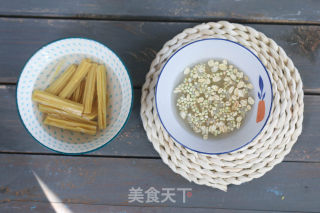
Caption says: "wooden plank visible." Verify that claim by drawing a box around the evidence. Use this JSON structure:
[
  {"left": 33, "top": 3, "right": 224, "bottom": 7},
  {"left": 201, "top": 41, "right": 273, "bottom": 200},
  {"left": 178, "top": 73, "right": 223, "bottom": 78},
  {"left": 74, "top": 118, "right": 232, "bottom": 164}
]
[
  {"left": 0, "top": 85, "right": 319, "bottom": 161},
  {"left": 0, "top": 18, "right": 320, "bottom": 92},
  {"left": 0, "top": 85, "right": 158, "bottom": 157},
  {"left": 285, "top": 94, "right": 320, "bottom": 162},
  {"left": 1, "top": 0, "right": 319, "bottom": 24},
  {"left": 0, "top": 154, "right": 319, "bottom": 212},
  {"left": 0, "top": 201, "right": 290, "bottom": 213}
]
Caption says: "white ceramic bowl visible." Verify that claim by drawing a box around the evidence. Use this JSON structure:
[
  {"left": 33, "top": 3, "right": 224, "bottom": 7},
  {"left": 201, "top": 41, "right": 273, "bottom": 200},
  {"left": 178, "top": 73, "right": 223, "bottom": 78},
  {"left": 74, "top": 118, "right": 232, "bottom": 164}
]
[
  {"left": 17, "top": 38, "right": 133, "bottom": 154},
  {"left": 156, "top": 38, "right": 273, "bottom": 154}
]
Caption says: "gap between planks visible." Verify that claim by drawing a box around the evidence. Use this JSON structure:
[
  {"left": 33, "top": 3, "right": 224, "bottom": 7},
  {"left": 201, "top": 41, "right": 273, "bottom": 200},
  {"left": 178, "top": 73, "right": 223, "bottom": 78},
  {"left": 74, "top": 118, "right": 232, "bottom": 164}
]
[
  {"left": 0, "top": 199, "right": 312, "bottom": 213},
  {"left": 0, "top": 151, "right": 319, "bottom": 164},
  {"left": 0, "top": 14, "right": 319, "bottom": 26}
]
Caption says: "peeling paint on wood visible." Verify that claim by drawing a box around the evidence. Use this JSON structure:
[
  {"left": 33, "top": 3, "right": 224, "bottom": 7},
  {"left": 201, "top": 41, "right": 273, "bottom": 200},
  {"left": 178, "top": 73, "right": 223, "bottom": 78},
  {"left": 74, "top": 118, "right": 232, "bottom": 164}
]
[{"left": 287, "top": 26, "right": 320, "bottom": 60}]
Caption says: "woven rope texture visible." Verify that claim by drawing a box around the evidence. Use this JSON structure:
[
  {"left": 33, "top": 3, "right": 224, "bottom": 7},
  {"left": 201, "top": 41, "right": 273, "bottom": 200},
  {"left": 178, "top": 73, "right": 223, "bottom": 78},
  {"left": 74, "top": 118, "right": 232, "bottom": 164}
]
[{"left": 140, "top": 21, "right": 304, "bottom": 191}]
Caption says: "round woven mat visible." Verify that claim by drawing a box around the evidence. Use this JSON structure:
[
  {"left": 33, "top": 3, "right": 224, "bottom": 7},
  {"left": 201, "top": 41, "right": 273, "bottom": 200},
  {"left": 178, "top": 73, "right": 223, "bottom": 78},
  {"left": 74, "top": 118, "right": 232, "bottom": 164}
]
[{"left": 140, "top": 21, "right": 304, "bottom": 191}]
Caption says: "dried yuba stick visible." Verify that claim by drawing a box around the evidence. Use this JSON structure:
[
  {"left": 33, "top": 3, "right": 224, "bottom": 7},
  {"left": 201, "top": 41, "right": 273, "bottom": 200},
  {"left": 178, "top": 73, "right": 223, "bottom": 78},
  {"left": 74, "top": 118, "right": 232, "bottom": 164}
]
[
  {"left": 59, "top": 59, "right": 91, "bottom": 99},
  {"left": 83, "top": 64, "right": 97, "bottom": 113},
  {"left": 72, "top": 79, "right": 86, "bottom": 103},
  {"left": 96, "top": 64, "right": 107, "bottom": 129},
  {"left": 82, "top": 100, "right": 98, "bottom": 120},
  {"left": 46, "top": 64, "right": 77, "bottom": 95},
  {"left": 44, "top": 115, "right": 96, "bottom": 135},
  {"left": 32, "top": 90, "right": 83, "bottom": 116},
  {"left": 38, "top": 104, "right": 96, "bottom": 125}
]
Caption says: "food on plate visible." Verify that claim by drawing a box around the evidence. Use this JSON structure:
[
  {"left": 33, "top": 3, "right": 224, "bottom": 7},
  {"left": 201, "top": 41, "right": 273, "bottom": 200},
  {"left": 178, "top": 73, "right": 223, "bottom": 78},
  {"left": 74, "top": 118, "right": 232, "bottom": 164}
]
[
  {"left": 96, "top": 64, "right": 107, "bottom": 129},
  {"left": 83, "top": 64, "right": 97, "bottom": 113},
  {"left": 174, "top": 59, "right": 254, "bottom": 139},
  {"left": 59, "top": 59, "right": 91, "bottom": 99},
  {"left": 32, "top": 90, "right": 83, "bottom": 116},
  {"left": 45, "top": 64, "right": 77, "bottom": 95},
  {"left": 32, "top": 58, "right": 108, "bottom": 135},
  {"left": 44, "top": 115, "right": 97, "bottom": 135},
  {"left": 38, "top": 104, "right": 96, "bottom": 125},
  {"left": 71, "top": 79, "right": 86, "bottom": 103}
]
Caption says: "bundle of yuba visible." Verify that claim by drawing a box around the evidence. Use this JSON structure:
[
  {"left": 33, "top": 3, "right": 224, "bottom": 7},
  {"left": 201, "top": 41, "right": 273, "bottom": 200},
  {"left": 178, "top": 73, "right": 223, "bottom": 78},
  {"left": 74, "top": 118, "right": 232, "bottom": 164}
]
[{"left": 32, "top": 59, "right": 108, "bottom": 135}]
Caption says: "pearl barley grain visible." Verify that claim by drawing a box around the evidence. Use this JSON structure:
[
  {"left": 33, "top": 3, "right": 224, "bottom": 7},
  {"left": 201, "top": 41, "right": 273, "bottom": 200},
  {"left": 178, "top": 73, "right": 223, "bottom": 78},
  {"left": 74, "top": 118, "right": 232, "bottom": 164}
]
[{"left": 174, "top": 59, "right": 255, "bottom": 139}]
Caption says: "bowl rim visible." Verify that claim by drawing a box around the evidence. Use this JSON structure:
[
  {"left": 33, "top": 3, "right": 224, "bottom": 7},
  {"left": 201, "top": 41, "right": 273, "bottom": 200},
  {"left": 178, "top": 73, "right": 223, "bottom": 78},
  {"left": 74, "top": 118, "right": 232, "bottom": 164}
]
[
  {"left": 16, "top": 37, "right": 134, "bottom": 155},
  {"left": 155, "top": 38, "right": 273, "bottom": 155}
]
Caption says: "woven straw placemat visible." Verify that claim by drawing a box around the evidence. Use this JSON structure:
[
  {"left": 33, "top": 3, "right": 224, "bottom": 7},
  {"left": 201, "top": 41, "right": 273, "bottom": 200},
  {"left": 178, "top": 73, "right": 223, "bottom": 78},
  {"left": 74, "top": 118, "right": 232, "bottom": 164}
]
[{"left": 140, "top": 21, "right": 304, "bottom": 191}]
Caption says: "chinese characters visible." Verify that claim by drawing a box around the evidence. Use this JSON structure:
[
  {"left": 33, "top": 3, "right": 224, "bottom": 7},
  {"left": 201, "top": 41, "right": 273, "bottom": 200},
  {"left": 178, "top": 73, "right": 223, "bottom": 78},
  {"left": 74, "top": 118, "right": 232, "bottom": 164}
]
[{"left": 128, "top": 187, "right": 192, "bottom": 203}]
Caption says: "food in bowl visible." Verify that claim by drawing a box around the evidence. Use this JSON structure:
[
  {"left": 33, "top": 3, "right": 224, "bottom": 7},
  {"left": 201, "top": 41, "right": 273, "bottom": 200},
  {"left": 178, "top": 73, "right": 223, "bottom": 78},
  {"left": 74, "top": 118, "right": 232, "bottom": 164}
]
[
  {"left": 17, "top": 38, "right": 133, "bottom": 154},
  {"left": 174, "top": 59, "right": 254, "bottom": 139},
  {"left": 32, "top": 58, "right": 108, "bottom": 135},
  {"left": 156, "top": 38, "right": 272, "bottom": 154}
]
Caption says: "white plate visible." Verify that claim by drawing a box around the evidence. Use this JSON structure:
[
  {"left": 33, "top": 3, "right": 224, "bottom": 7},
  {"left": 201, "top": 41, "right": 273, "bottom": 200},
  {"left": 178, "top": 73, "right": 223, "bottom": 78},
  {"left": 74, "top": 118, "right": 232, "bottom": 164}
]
[
  {"left": 156, "top": 38, "right": 273, "bottom": 154},
  {"left": 17, "top": 38, "right": 133, "bottom": 154}
]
